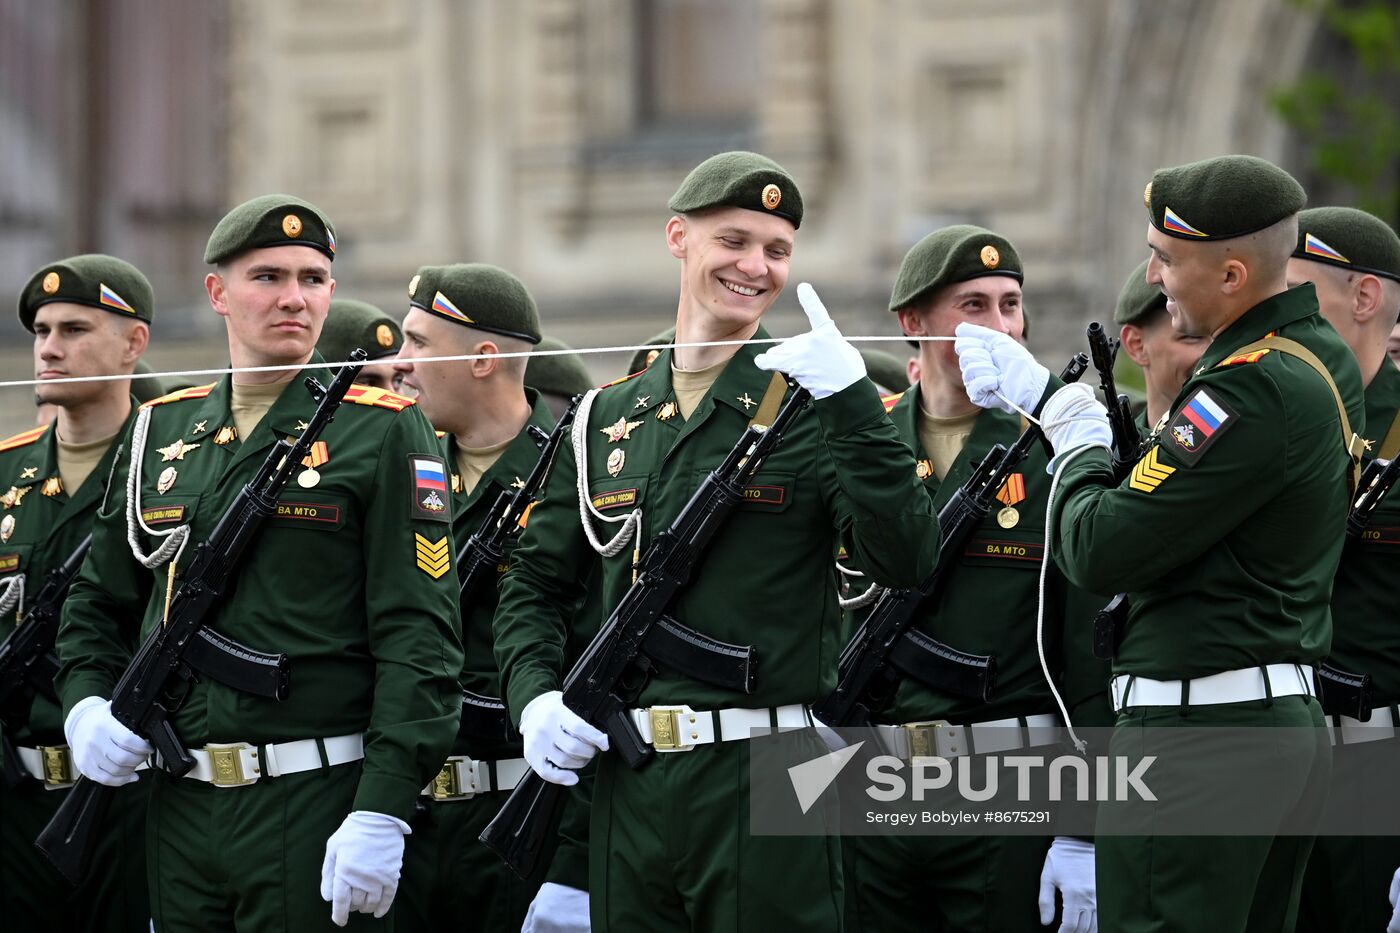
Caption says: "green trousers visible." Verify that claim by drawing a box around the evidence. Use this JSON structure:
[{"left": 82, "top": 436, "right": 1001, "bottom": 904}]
[
  {"left": 843, "top": 832, "right": 1048, "bottom": 932},
  {"left": 398, "top": 789, "right": 543, "bottom": 931},
  {"left": 591, "top": 729, "right": 843, "bottom": 933},
  {"left": 146, "top": 761, "right": 387, "bottom": 932},
  {"left": 0, "top": 773, "right": 149, "bottom": 932},
  {"left": 1096, "top": 696, "right": 1330, "bottom": 933}
]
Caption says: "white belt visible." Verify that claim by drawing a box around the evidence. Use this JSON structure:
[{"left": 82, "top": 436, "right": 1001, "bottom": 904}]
[
  {"left": 170, "top": 733, "right": 364, "bottom": 787},
  {"left": 628, "top": 704, "right": 812, "bottom": 752},
  {"left": 1327, "top": 705, "right": 1400, "bottom": 746},
  {"left": 421, "top": 755, "right": 529, "bottom": 800},
  {"left": 16, "top": 744, "right": 77, "bottom": 789},
  {"left": 874, "top": 713, "right": 1061, "bottom": 760},
  {"left": 1111, "top": 663, "right": 1315, "bottom": 713}
]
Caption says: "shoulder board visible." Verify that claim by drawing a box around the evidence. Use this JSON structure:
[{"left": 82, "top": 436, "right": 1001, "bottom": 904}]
[
  {"left": 881, "top": 391, "right": 905, "bottom": 413},
  {"left": 343, "top": 385, "right": 416, "bottom": 412},
  {"left": 0, "top": 424, "right": 50, "bottom": 453},
  {"left": 140, "top": 383, "right": 216, "bottom": 409},
  {"left": 1221, "top": 348, "right": 1272, "bottom": 367},
  {"left": 597, "top": 370, "right": 644, "bottom": 390}
]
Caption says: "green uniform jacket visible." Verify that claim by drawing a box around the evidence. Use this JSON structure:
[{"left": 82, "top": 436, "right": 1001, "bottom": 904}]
[
  {"left": 56, "top": 360, "right": 464, "bottom": 822},
  {"left": 0, "top": 414, "right": 137, "bottom": 746},
  {"left": 1328, "top": 361, "right": 1400, "bottom": 703},
  {"left": 493, "top": 330, "right": 942, "bottom": 719},
  {"left": 1050, "top": 284, "right": 1365, "bottom": 679},
  {"left": 848, "top": 389, "right": 1109, "bottom": 726}
]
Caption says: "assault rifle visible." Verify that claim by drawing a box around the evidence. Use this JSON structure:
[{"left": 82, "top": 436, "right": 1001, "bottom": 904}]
[
  {"left": 815, "top": 353, "right": 1090, "bottom": 728},
  {"left": 455, "top": 396, "right": 579, "bottom": 742},
  {"left": 1087, "top": 322, "right": 1140, "bottom": 482},
  {"left": 1347, "top": 455, "right": 1400, "bottom": 540},
  {"left": 37, "top": 350, "right": 367, "bottom": 884},
  {"left": 481, "top": 383, "right": 812, "bottom": 878},
  {"left": 0, "top": 534, "right": 92, "bottom": 729}
]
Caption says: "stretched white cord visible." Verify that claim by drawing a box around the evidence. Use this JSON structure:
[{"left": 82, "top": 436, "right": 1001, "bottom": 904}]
[
  {"left": 836, "top": 561, "right": 884, "bottom": 610},
  {"left": 124, "top": 406, "right": 190, "bottom": 569},
  {"left": 572, "top": 388, "right": 643, "bottom": 559},
  {"left": 0, "top": 573, "right": 24, "bottom": 618}
]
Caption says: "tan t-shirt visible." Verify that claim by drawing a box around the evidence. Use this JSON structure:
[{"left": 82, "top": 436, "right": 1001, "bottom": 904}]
[
  {"left": 230, "top": 380, "right": 291, "bottom": 441},
  {"left": 454, "top": 437, "right": 513, "bottom": 497},
  {"left": 56, "top": 431, "right": 119, "bottom": 496},
  {"left": 917, "top": 407, "right": 980, "bottom": 480},
  {"left": 671, "top": 360, "right": 729, "bottom": 421}
]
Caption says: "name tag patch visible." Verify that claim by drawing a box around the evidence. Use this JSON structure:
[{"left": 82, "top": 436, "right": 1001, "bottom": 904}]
[
  {"left": 591, "top": 488, "right": 638, "bottom": 512},
  {"left": 963, "top": 538, "right": 1044, "bottom": 563},
  {"left": 141, "top": 505, "right": 186, "bottom": 525},
  {"left": 273, "top": 501, "right": 341, "bottom": 528},
  {"left": 1356, "top": 525, "right": 1400, "bottom": 546},
  {"left": 739, "top": 484, "right": 787, "bottom": 508},
  {"left": 0, "top": 553, "right": 19, "bottom": 573}
]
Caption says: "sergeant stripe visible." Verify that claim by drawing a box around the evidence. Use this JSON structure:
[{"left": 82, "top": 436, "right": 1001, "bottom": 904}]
[
  {"left": 415, "top": 533, "right": 451, "bottom": 579},
  {"left": 1128, "top": 446, "right": 1175, "bottom": 493}
]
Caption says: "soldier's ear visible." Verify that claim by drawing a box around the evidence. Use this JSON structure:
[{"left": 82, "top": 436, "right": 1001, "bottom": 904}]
[
  {"left": 665, "top": 215, "right": 688, "bottom": 260},
  {"left": 1354, "top": 273, "right": 1384, "bottom": 326},
  {"left": 1119, "top": 324, "right": 1149, "bottom": 366},
  {"left": 1219, "top": 257, "right": 1248, "bottom": 296},
  {"left": 206, "top": 271, "right": 230, "bottom": 319}
]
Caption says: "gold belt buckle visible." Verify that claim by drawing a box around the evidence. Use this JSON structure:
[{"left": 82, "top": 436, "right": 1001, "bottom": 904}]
[
  {"left": 647, "top": 707, "right": 695, "bottom": 752},
  {"left": 38, "top": 744, "right": 73, "bottom": 786},
  {"left": 206, "top": 743, "right": 256, "bottom": 787},
  {"left": 902, "top": 720, "right": 954, "bottom": 759},
  {"left": 430, "top": 760, "right": 473, "bottom": 800}
]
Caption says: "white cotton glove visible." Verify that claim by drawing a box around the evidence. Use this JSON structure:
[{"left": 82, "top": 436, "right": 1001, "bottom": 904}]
[
  {"left": 1040, "top": 383, "right": 1113, "bottom": 470},
  {"left": 954, "top": 322, "right": 1050, "bottom": 415},
  {"left": 319, "top": 810, "right": 411, "bottom": 926},
  {"left": 1038, "top": 837, "right": 1097, "bottom": 933},
  {"left": 521, "top": 691, "right": 610, "bottom": 786},
  {"left": 521, "top": 882, "right": 591, "bottom": 933},
  {"left": 753, "top": 283, "right": 865, "bottom": 399},
  {"left": 1387, "top": 866, "right": 1400, "bottom": 932},
  {"left": 64, "top": 695, "right": 152, "bottom": 787}
]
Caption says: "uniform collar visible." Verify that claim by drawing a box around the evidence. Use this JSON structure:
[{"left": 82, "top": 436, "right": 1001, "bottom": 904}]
[
  {"left": 453, "top": 388, "right": 556, "bottom": 512},
  {"left": 1199, "top": 284, "right": 1321, "bottom": 370},
  {"left": 893, "top": 383, "right": 1020, "bottom": 503}
]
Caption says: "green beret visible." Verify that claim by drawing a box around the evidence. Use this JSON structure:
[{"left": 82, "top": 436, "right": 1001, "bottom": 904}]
[
  {"left": 1144, "top": 155, "right": 1305, "bottom": 242},
  {"left": 18, "top": 254, "right": 154, "bottom": 332},
  {"left": 668, "top": 151, "right": 803, "bottom": 229},
  {"left": 408, "top": 263, "right": 541, "bottom": 345},
  {"left": 1293, "top": 206, "right": 1400, "bottom": 283},
  {"left": 1114, "top": 258, "right": 1167, "bottom": 326},
  {"left": 525, "top": 336, "right": 594, "bottom": 398},
  {"left": 319, "top": 298, "right": 402, "bottom": 363},
  {"left": 860, "top": 348, "right": 910, "bottom": 394},
  {"left": 204, "top": 194, "right": 337, "bottom": 265},
  {"left": 889, "top": 225, "right": 1023, "bottom": 311},
  {"left": 627, "top": 328, "right": 676, "bottom": 377}
]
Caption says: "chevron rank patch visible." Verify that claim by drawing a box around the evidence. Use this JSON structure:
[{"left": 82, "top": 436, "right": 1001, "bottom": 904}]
[
  {"left": 1129, "top": 445, "right": 1176, "bottom": 493},
  {"left": 1165, "top": 388, "right": 1236, "bottom": 465},
  {"left": 415, "top": 533, "right": 450, "bottom": 579}
]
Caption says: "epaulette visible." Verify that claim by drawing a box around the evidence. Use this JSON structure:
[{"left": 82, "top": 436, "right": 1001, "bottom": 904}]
[
  {"left": 140, "top": 383, "right": 215, "bottom": 409},
  {"left": 1221, "top": 348, "right": 1272, "bottom": 366},
  {"left": 343, "top": 385, "right": 416, "bottom": 412},
  {"left": 881, "top": 391, "right": 905, "bottom": 414},
  {"left": 0, "top": 424, "right": 50, "bottom": 453},
  {"left": 597, "top": 370, "right": 644, "bottom": 390}
]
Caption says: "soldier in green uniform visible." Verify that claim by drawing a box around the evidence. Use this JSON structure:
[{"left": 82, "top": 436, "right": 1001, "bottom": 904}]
[
  {"left": 318, "top": 298, "right": 404, "bottom": 391},
  {"left": 55, "top": 195, "right": 464, "bottom": 931},
  {"left": 1281, "top": 207, "right": 1400, "bottom": 933},
  {"left": 0, "top": 255, "right": 153, "bottom": 932},
  {"left": 838, "top": 226, "right": 1109, "bottom": 933},
  {"left": 956, "top": 155, "right": 1364, "bottom": 932},
  {"left": 1114, "top": 258, "right": 1208, "bottom": 430},
  {"left": 492, "top": 151, "right": 941, "bottom": 932},
  {"left": 389, "top": 262, "right": 571, "bottom": 931},
  {"left": 527, "top": 335, "right": 596, "bottom": 420}
]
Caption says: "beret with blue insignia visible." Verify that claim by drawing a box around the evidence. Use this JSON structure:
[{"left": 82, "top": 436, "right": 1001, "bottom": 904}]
[
  {"left": 1293, "top": 206, "right": 1400, "bottom": 283},
  {"left": 409, "top": 263, "right": 542, "bottom": 345},
  {"left": 18, "top": 253, "right": 154, "bottom": 332},
  {"left": 204, "top": 194, "right": 337, "bottom": 265},
  {"left": 1144, "top": 155, "right": 1305, "bottom": 242},
  {"left": 668, "top": 151, "right": 803, "bottom": 229}
]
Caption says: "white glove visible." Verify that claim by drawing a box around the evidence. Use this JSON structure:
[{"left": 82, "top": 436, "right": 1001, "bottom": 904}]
[
  {"left": 1040, "top": 383, "right": 1112, "bottom": 470},
  {"left": 521, "top": 691, "right": 609, "bottom": 786},
  {"left": 1387, "top": 866, "right": 1400, "bottom": 932},
  {"left": 521, "top": 882, "right": 591, "bottom": 933},
  {"left": 954, "top": 322, "right": 1050, "bottom": 415},
  {"left": 319, "top": 810, "right": 411, "bottom": 926},
  {"left": 754, "top": 283, "right": 865, "bottom": 399},
  {"left": 1038, "top": 837, "right": 1097, "bottom": 933},
  {"left": 64, "top": 695, "right": 152, "bottom": 786}
]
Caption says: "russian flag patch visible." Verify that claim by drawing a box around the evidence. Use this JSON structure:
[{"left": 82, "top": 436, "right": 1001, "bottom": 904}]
[
  {"left": 1303, "top": 233, "right": 1349, "bottom": 264},
  {"left": 99, "top": 282, "right": 137, "bottom": 315},
  {"left": 409, "top": 455, "right": 450, "bottom": 521},
  {"left": 1165, "top": 387, "right": 1236, "bottom": 465},
  {"left": 430, "top": 290, "right": 473, "bottom": 324},
  {"left": 1162, "top": 206, "right": 1209, "bottom": 238}
]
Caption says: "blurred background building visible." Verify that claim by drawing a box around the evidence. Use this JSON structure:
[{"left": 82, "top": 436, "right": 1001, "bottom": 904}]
[{"left": 1, "top": 0, "right": 1397, "bottom": 434}]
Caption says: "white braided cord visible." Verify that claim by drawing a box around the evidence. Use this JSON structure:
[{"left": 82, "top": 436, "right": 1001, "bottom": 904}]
[
  {"left": 124, "top": 406, "right": 190, "bottom": 569},
  {"left": 572, "top": 388, "right": 643, "bottom": 559},
  {"left": 0, "top": 573, "right": 24, "bottom": 618}
]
